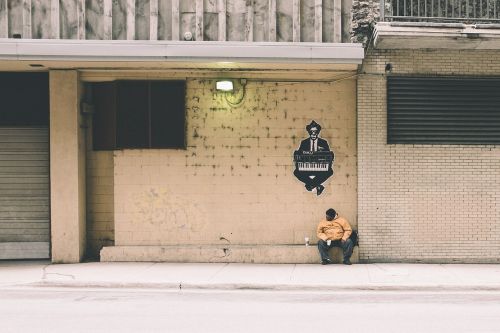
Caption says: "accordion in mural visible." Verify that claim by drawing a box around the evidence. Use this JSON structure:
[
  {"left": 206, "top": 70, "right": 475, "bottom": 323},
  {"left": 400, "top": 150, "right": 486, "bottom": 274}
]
[{"left": 293, "top": 151, "right": 334, "bottom": 172}]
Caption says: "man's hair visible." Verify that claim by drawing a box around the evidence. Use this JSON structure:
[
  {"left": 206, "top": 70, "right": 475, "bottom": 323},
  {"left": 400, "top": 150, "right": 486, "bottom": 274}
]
[
  {"left": 326, "top": 208, "right": 336, "bottom": 218},
  {"left": 306, "top": 120, "right": 322, "bottom": 134}
]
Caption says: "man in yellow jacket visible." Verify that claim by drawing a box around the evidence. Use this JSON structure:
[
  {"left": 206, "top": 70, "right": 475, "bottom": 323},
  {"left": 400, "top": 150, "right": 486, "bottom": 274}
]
[{"left": 316, "top": 208, "right": 354, "bottom": 265}]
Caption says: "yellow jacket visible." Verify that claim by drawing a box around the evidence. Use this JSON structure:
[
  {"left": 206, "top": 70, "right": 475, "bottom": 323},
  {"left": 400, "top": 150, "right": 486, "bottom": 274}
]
[{"left": 316, "top": 216, "right": 352, "bottom": 242}]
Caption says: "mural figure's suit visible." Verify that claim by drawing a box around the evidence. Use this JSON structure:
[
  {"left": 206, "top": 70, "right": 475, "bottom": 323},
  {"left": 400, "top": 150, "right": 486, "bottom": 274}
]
[{"left": 293, "top": 137, "right": 334, "bottom": 191}]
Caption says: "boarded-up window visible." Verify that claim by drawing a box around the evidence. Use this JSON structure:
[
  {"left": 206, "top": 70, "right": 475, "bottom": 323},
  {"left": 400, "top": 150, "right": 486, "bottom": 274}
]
[
  {"left": 92, "top": 81, "right": 186, "bottom": 150},
  {"left": 387, "top": 76, "right": 500, "bottom": 144}
]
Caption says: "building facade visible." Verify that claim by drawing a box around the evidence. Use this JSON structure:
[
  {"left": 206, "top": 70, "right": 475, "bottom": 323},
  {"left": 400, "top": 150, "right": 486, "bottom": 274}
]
[
  {"left": 358, "top": 49, "right": 500, "bottom": 263},
  {"left": 357, "top": 0, "right": 500, "bottom": 262},
  {"left": 0, "top": 0, "right": 499, "bottom": 264},
  {"left": 0, "top": 0, "right": 363, "bottom": 263}
]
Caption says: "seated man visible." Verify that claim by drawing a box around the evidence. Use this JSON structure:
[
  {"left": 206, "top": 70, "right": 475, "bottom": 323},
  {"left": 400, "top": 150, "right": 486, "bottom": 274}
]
[{"left": 316, "top": 208, "right": 354, "bottom": 265}]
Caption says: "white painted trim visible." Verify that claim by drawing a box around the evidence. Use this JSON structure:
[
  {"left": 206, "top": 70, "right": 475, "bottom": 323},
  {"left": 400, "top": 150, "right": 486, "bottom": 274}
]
[
  {"left": 217, "top": 0, "right": 226, "bottom": 41},
  {"left": 0, "top": 0, "right": 7, "bottom": 38},
  {"left": 0, "top": 40, "right": 364, "bottom": 64},
  {"left": 126, "top": 0, "right": 136, "bottom": 40},
  {"left": 149, "top": 0, "right": 158, "bottom": 40},
  {"left": 292, "top": 0, "right": 300, "bottom": 42},
  {"left": 268, "top": 0, "right": 276, "bottom": 42},
  {"left": 333, "top": 0, "right": 341, "bottom": 43}
]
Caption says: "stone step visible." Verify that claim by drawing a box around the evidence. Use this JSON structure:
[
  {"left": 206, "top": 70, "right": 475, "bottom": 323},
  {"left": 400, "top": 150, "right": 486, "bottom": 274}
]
[{"left": 101, "top": 245, "right": 359, "bottom": 264}]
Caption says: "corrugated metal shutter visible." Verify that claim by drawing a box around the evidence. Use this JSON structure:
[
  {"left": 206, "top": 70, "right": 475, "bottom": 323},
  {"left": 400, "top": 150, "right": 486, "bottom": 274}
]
[
  {"left": 0, "top": 127, "right": 50, "bottom": 259},
  {"left": 387, "top": 76, "right": 500, "bottom": 144}
]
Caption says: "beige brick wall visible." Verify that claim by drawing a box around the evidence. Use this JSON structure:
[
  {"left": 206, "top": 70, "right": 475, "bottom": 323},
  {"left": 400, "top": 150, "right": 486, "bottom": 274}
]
[
  {"left": 86, "top": 121, "right": 115, "bottom": 258},
  {"left": 113, "top": 79, "right": 358, "bottom": 248},
  {"left": 358, "top": 49, "right": 500, "bottom": 263}
]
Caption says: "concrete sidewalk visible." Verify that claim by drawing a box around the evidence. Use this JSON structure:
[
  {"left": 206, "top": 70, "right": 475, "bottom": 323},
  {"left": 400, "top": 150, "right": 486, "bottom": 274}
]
[{"left": 1, "top": 261, "right": 500, "bottom": 291}]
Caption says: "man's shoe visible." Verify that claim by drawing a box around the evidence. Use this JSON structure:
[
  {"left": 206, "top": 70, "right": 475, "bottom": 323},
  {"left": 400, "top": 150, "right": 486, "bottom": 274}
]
[
  {"left": 316, "top": 185, "right": 325, "bottom": 196},
  {"left": 343, "top": 260, "right": 352, "bottom": 265},
  {"left": 321, "top": 258, "right": 333, "bottom": 265},
  {"left": 305, "top": 184, "right": 314, "bottom": 191}
]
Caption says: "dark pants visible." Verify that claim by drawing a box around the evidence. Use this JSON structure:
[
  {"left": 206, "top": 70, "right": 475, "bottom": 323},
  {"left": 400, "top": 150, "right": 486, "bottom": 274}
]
[
  {"left": 294, "top": 169, "right": 333, "bottom": 189},
  {"left": 317, "top": 238, "right": 354, "bottom": 262}
]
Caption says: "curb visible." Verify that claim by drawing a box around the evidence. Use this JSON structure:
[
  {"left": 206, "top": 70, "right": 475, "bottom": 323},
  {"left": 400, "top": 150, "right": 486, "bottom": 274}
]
[{"left": 19, "top": 281, "right": 500, "bottom": 292}]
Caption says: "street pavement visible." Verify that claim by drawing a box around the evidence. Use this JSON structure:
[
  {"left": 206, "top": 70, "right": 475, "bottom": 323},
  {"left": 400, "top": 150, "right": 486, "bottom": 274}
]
[
  {"left": 3, "top": 288, "right": 500, "bottom": 333},
  {"left": 1, "top": 260, "right": 500, "bottom": 291}
]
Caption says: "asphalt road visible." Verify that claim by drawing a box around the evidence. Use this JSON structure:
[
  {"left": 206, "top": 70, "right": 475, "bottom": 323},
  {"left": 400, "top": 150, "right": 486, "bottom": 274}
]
[{"left": 1, "top": 288, "right": 500, "bottom": 332}]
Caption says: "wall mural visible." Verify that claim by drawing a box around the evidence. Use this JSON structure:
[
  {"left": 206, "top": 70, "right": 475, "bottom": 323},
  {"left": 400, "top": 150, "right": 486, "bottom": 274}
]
[{"left": 293, "top": 120, "right": 335, "bottom": 196}]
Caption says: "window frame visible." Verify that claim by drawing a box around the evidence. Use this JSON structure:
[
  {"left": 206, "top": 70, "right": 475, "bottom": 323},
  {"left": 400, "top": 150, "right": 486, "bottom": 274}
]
[{"left": 92, "top": 80, "right": 186, "bottom": 150}]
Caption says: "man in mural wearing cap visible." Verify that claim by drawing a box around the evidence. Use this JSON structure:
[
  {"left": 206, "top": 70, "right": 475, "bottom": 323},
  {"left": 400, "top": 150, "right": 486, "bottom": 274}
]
[
  {"left": 316, "top": 208, "right": 354, "bottom": 265},
  {"left": 293, "top": 120, "right": 334, "bottom": 196}
]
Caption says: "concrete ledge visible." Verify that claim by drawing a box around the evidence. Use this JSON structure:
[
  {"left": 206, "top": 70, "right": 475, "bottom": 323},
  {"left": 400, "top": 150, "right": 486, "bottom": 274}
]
[
  {"left": 100, "top": 245, "right": 359, "bottom": 264},
  {"left": 374, "top": 21, "right": 500, "bottom": 49},
  {"left": 475, "top": 24, "right": 500, "bottom": 29},
  {"left": 389, "top": 22, "right": 466, "bottom": 29}
]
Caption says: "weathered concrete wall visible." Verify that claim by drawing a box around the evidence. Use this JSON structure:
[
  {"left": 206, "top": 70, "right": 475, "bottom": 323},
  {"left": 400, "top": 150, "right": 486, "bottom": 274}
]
[
  {"left": 157, "top": 0, "right": 172, "bottom": 40},
  {"left": 110, "top": 79, "right": 357, "bottom": 260},
  {"left": 50, "top": 70, "right": 86, "bottom": 263},
  {"left": 358, "top": 49, "right": 500, "bottom": 263},
  {"left": 32, "top": 0, "right": 52, "bottom": 38},
  {"left": 112, "top": 0, "right": 128, "bottom": 39},
  {"left": 0, "top": 0, "right": 351, "bottom": 42}
]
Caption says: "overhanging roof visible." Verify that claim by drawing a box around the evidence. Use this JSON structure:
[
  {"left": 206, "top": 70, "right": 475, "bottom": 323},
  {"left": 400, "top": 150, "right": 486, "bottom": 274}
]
[{"left": 0, "top": 39, "right": 364, "bottom": 65}]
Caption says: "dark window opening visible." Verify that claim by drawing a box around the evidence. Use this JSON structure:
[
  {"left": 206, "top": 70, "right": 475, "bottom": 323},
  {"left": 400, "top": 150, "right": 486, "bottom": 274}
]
[
  {"left": 0, "top": 72, "right": 49, "bottom": 126},
  {"left": 92, "top": 80, "right": 186, "bottom": 150}
]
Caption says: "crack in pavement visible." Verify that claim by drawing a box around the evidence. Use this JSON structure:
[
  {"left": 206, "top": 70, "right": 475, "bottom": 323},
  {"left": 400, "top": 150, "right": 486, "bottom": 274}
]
[
  {"left": 207, "top": 263, "right": 229, "bottom": 282},
  {"left": 289, "top": 264, "right": 297, "bottom": 282},
  {"left": 178, "top": 263, "right": 230, "bottom": 289},
  {"left": 42, "top": 265, "right": 75, "bottom": 280}
]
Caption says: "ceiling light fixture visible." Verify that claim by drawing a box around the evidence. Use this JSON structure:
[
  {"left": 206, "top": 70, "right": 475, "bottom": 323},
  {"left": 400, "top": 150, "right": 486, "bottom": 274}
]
[
  {"left": 216, "top": 80, "right": 234, "bottom": 92},
  {"left": 223, "top": 79, "right": 247, "bottom": 107}
]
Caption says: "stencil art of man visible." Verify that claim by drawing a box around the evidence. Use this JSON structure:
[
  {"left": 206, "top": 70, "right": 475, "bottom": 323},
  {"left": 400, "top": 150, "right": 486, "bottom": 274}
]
[{"left": 293, "top": 120, "right": 334, "bottom": 196}]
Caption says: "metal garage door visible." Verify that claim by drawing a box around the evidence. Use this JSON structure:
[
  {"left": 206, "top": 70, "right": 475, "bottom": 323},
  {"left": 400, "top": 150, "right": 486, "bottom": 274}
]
[
  {"left": 387, "top": 76, "right": 500, "bottom": 144},
  {"left": 0, "top": 127, "right": 50, "bottom": 259}
]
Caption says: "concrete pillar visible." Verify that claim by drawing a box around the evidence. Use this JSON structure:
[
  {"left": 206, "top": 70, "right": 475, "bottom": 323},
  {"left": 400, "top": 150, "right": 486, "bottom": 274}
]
[{"left": 50, "top": 70, "right": 86, "bottom": 263}]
